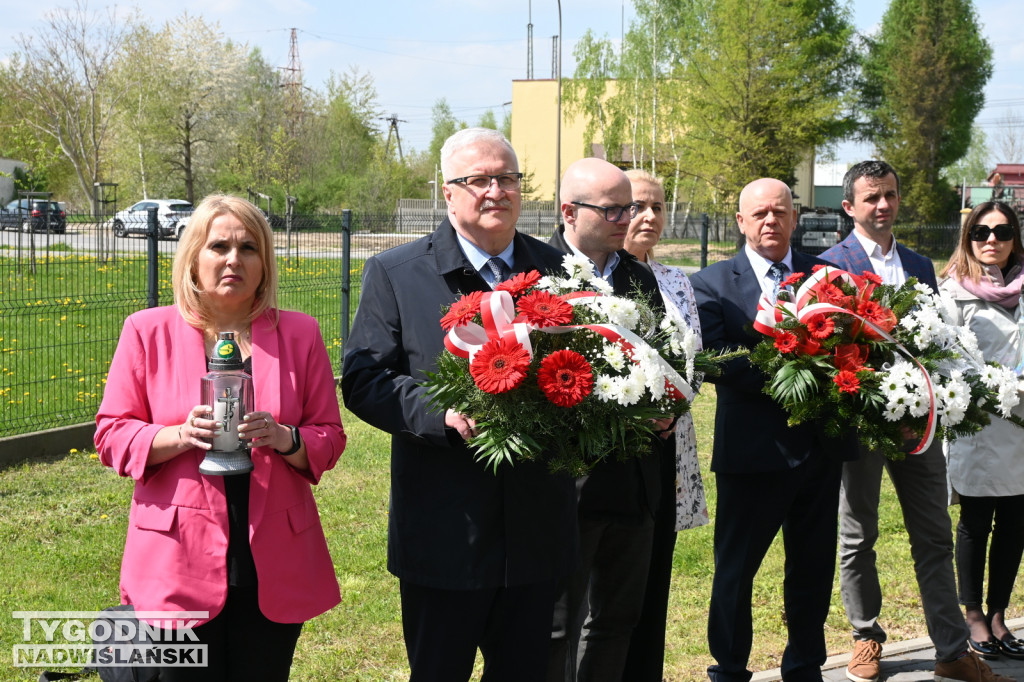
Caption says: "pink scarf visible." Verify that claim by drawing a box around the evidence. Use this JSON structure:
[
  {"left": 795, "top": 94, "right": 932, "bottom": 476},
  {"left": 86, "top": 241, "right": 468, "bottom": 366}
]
[{"left": 952, "top": 257, "right": 1024, "bottom": 308}]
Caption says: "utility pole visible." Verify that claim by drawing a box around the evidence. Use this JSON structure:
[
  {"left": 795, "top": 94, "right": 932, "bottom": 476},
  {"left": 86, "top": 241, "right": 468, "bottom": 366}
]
[
  {"left": 527, "top": 0, "right": 534, "bottom": 79},
  {"left": 279, "top": 28, "right": 304, "bottom": 136},
  {"left": 381, "top": 114, "right": 407, "bottom": 162},
  {"left": 551, "top": 35, "right": 558, "bottom": 79}
]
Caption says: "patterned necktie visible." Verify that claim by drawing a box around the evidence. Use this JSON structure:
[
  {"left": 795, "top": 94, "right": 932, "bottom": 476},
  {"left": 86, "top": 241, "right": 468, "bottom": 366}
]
[
  {"left": 768, "top": 262, "right": 789, "bottom": 301},
  {"left": 485, "top": 257, "right": 512, "bottom": 285}
]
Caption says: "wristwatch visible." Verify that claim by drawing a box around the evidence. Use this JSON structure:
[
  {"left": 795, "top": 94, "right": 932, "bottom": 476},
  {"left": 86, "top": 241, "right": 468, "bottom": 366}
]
[{"left": 275, "top": 424, "right": 302, "bottom": 456}]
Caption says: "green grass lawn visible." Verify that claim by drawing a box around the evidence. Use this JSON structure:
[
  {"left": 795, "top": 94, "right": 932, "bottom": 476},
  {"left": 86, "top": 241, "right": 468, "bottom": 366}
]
[{"left": 2, "top": 387, "right": 1016, "bottom": 681}]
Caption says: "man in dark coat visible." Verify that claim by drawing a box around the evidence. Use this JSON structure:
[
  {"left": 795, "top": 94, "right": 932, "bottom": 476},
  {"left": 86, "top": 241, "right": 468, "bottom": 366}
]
[
  {"left": 690, "top": 178, "right": 856, "bottom": 682},
  {"left": 546, "top": 157, "right": 671, "bottom": 682},
  {"left": 341, "top": 128, "right": 577, "bottom": 682}
]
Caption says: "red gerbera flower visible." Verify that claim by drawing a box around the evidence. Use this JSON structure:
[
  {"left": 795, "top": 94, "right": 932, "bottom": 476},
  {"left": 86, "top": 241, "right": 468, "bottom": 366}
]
[
  {"left": 805, "top": 313, "right": 835, "bottom": 340},
  {"left": 833, "top": 343, "right": 868, "bottom": 372},
  {"left": 537, "top": 350, "right": 594, "bottom": 407},
  {"left": 774, "top": 331, "right": 799, "bottom": 353},
  {"left": 861, "top": 271, "right": 883, "bottom": 285},
  {"left": 496, "top": 269, "right": 542, "bottom": 296},
  {"left": 469, "top": 337, "right": 531, "bottom": 394},
  {"left": 517, "top": 290, "right": 574, "bottom": 327},
  {"left": 781, "top": 271, "right": 805, "bottom": 288},
  {"left": 856, "top": 299, "right": 898, "bottom": 339},
  {"left": 834, "top": 370, "right": 861, "bottom": 394},
  {"left": 812, "top": 264, "right": 827, "bottom": 273},
  {"left": 440, "top": 291, "right": 484, "bottom": 331},
  {"left": 815, "top": 282, "right": 848, "bottom": 306}
]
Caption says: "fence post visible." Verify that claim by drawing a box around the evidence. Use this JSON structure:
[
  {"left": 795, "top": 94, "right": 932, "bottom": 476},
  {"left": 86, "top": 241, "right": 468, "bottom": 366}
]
[
  {"left": 147, "top": 207, "right": 159, "bottom": 308},
  {"left": 341, "top": 209, "right": 352, "bottom": 360},
  {"left": 700, "top": 213, "right": 709, "bottom": 270}
]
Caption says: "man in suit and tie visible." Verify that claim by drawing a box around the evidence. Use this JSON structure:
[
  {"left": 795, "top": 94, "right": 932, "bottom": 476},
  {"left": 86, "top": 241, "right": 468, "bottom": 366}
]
[
  {"left": 821, "top": 160, "right": 1009, "bottom": 682},
  {"left": 341, "top": 127, "right": 577, "bottom": 681},
  {"left": 546, "top": 157, "right": 671, "bottom": 682},
  {"left": 690, "top": 177, "right": 855, "bottom": 682}
]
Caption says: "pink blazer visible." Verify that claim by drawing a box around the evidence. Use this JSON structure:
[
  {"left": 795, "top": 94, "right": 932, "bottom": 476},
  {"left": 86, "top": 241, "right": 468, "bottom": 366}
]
[{"left": 95, "top": 306, "right": 346, "bottom": 624}]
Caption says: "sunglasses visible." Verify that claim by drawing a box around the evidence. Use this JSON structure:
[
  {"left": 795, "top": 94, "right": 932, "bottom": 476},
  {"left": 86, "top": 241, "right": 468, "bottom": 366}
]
[{"left": 969, "top": 224, "right": 1016, "bottom": 242}]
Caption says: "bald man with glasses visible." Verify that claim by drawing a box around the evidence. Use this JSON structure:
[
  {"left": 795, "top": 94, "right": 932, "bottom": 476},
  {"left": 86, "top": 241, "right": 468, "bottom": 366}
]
[{"left": 546, "top": 158, "right": 671, "bottom": 682}]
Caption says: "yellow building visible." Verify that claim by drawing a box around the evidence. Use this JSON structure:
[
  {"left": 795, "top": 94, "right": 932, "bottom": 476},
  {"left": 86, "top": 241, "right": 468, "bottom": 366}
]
[{"left": 509, "top": 78, "right": 816, "bottom": 208}]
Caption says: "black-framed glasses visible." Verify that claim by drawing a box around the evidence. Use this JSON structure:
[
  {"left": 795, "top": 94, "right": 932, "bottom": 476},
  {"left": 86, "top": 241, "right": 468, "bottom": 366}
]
[
  {"left": 969, "top": 224, "right": 1016, "bottom": 242},
  {"left": 446, "top": 173, "right": 524, "bottom": 191},
  {"left": 571, "top": 201, "right": 641, "bottom": 222}
]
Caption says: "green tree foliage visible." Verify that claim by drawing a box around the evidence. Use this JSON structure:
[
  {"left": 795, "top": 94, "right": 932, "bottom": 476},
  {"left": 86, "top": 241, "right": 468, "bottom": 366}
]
[
  {"left": 941, "top": 126, "right": 990, "bottom": 185},
  {"left": 563, "top": 0, "right": 857, "bottom": 204},
  {"left": 428, "top": 98, "right": 465, "bottom": 170},
  {"left": 3, "top": 2, "right": 142, "bottom": 210},
  {"left": 861, "top": 0, "right": 993, "bottom": 222}
]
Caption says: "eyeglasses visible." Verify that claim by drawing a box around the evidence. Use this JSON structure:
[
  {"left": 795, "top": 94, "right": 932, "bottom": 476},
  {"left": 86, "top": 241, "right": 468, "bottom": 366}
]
[
  {"left": 571, "top": 201, "right": 641, "bottom": 222},
  {"left": 446, "top": 173, "right": 524, "bottom": 191},
  {"left": 969, "top": 224, "right": 1016, "bottom": 242}
]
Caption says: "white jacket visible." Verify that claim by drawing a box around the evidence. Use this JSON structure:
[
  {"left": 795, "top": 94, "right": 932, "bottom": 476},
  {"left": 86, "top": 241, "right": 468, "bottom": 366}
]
[{"left": 940, "top": 276, "right": 1024, "bottom": 498}]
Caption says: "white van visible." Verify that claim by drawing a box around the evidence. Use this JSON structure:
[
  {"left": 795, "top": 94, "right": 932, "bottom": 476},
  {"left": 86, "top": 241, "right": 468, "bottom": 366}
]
[{"left": 797, "top": 212, "right": 845, "bottom": 254}]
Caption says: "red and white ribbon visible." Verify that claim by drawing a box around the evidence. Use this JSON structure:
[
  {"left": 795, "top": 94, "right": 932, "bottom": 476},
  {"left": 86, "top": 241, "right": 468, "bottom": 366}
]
[
  {"left": 754, "top": 266, "right": 937, "bottom": 454},
  {"left": 444, "top": 290, "right": 695, "bottom": 402}
]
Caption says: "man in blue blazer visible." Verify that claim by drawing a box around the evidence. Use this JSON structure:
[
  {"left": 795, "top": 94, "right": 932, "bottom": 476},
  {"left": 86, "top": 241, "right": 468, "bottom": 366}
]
[
  {"left": 821, "top": 161, "right": 1000, "bottom": 682},
  {"left": 691, "top": 178, "right": 856, "bottom": 682},
  {"left": 342, "top": 128, "right": 577, "bottom": 681}
]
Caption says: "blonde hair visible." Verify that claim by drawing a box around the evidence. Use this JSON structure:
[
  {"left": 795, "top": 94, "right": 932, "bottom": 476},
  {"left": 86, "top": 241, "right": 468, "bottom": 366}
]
[
  {"left": 941, "top": 201, "right": 1023, "bottom": 284},
  {"left": 625, "top": 168, "right": 663, "bottom": 188},
  {"left": 172, "top": 194, "right": 279, "bottom": 331},
  {"left": 625, "top": 168, "right": 666, "bottom": 261}
]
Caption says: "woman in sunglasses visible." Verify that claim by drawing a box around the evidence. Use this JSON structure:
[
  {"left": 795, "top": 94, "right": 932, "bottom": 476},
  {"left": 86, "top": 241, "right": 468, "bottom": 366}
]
[{"left": 940, "top": 200, "right": 1024, "bottom": 660}]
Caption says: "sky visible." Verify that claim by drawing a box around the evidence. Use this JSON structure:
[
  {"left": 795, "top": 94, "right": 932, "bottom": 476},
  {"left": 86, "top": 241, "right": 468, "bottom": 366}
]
[{"left": 2, "top": 0, "right": 1022, "bottom": 167}]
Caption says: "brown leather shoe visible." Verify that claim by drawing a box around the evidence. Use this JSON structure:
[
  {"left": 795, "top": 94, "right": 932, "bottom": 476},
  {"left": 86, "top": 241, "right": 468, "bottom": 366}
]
[
  {"left": 934, "top": 652, "right": 1016, "bottom": 682},
  {"left": 847, "top": 639, "right": 883, "bottom": 682}
]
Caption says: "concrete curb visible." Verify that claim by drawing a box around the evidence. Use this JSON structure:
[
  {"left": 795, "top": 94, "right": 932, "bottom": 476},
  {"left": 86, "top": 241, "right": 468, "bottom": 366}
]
[
  {"left": 750, "top": 617, "right": 1024, "bottom": 681},
  {"left": 0, "top": 422, "right": 95, "bottom": 469}
]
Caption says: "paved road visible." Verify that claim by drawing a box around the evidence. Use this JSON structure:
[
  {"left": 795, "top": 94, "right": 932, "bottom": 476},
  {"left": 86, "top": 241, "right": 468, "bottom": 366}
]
[{"left": 751, "top": 619, "right": 1024, "bottom": 681}]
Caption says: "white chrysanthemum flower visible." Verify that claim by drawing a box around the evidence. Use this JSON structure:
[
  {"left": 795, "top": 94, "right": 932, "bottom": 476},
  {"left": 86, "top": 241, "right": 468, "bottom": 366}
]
[
  {"left": 883, "top": 403, "right": 907, "bottom": 421},
  {"left": 593, "top": 374, "right": 616, "bottom": 402},
  {"left": 603, "top": 345, "right": 626, "bottom": 372},
  {"left": 589, "top": 278, "right": 614, "bottom": 295},
  {"left": 980, "top": 366, "right": 1002, "bottom": 390},
  {"left": 599, "top": 297, "right": 640, "bottom": 329},
  {"left": 615, "top": 375, "right": 643, "bottom": 406},
  {"left": 562, "top": 253, "right": 593, "bottom": 279},
  {"left": 536, "top": 274, "right": 561, "bottom": 288},
  {"left": 886, "top": 361, "right": 917, "bottom": 385},
  {"left": 914, "top": 281, "right": 936, "bottom": 296},
  {"left": 884, "top": 386, "right": 911, "bottom": 411},
  {"left": 907, "top": 390, "right": 931, "bottom": 418}
]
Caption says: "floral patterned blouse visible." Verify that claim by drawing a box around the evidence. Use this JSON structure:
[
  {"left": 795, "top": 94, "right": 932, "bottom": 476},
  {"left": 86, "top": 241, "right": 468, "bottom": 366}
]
[{"left": 650, "top": 259, "right": 710, "bottom": 531}]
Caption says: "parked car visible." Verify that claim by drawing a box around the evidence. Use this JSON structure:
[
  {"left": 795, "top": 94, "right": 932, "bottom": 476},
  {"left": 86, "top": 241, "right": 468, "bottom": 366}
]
[
  {"left": 0, "top": 199, "right": 67, "bottom": 233},
  {"left": 111, "top": 200, "right": 193, "bottom": 239},
  {"left": 796, "top": 211, "right": 848, "bottom": 255}
]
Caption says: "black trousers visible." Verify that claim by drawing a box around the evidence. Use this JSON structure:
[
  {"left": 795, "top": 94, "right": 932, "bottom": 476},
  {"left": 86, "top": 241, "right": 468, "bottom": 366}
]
[
  {"left": 622, "top": 444, "right": 679, "bottom": 682},
  {"left": 707, "top": 454, "right": 842, "bottom": 682},
  {"left": 956, "top": 493, "right": 1024, "bottom": 611},
  {"left": 400, "top": 579, "right": 559, "bottom": 682},
  {"left": 158, "top": 586, "right": 303, "bottom": 682}
]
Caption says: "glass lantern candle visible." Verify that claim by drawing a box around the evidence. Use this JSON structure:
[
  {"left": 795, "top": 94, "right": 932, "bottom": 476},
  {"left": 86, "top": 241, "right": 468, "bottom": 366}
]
[{"left": 198, "top": 331, "right": 255, "bottom": 476}]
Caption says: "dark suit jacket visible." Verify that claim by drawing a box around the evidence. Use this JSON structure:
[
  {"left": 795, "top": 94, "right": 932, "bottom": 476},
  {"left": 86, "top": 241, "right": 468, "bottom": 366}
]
[
  {"left": 341, "top": 218, "right": 577, "bottom": 590},
  {"left": 548, "top": 225, "right": 668, "bottom": 521},
  {"left": 690, "top": 248, "right": 856, "bottom": 474},
  {"left": 820, "top": 231, "right": 938, "bottom": 291}
]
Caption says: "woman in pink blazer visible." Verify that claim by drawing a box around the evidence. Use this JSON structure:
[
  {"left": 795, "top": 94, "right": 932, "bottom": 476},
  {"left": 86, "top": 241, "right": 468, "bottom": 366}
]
[{"left": 95, "top": 195, "right": 346, "bottom": 681}]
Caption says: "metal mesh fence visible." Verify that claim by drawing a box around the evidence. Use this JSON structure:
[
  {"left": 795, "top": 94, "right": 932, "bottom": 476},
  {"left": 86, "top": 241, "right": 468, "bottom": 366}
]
[{"left": 0, "top": 209, "right": 965, "bottom": 438}]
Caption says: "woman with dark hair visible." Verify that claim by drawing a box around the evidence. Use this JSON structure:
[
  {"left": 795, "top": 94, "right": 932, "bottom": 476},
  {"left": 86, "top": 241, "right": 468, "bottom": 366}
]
[
  {"left": 95, "top": 194, "right": 346, "bottom": 680},
  {"left": 940, "top": 201, "right": 1024, "bottom": 660}
]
